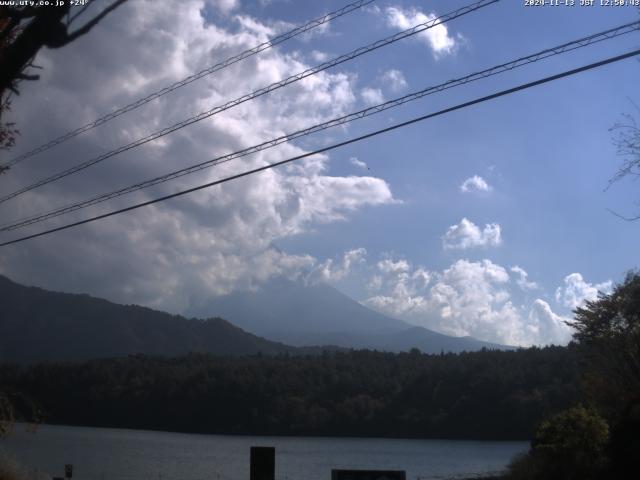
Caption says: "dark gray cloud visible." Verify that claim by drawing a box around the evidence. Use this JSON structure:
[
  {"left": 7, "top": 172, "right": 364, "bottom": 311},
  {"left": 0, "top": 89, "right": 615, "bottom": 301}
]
[{"left": 0, "top": 0, "right": 395, "bottom": 312}]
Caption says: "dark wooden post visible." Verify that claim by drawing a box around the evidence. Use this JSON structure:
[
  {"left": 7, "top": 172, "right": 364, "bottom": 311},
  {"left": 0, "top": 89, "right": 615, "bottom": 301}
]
[
  {"left": 250, "top": 446, "right": 275, "bottom": 480},
  {"left": 331, "top": 470, "right": 406, "bottom": 480}
]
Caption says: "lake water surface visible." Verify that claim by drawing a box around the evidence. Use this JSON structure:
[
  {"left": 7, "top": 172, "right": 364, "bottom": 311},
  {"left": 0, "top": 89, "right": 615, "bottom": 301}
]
[{"left": 1, "top": 424, "right": 528, "bottom": 480}]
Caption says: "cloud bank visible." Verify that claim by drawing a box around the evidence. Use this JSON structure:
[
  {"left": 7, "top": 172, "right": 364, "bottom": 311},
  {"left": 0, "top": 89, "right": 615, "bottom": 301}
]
[
  {"left": 362, "top": 256, "right": 573, "bottom": 346},
  {"left": 0, "top": 0, "right": 396, "bottom": 312}
]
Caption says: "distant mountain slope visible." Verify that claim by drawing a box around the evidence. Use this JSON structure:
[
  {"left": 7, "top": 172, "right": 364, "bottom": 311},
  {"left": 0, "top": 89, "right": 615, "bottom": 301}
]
[
  {"left": 0, "top": 275, "right": 302, "bottom": 364},
  {"left": 188, "top": 277, "right": 409, "bottom": 336},
  {"left": 189, "top": 278, "right": 512, "bottom": 353}
]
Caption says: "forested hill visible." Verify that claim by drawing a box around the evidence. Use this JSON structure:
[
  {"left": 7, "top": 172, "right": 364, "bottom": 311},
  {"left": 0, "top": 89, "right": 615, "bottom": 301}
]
[
  {"left": 0, "top": 275, "right": 308, "bottom": 363},
  {"left": 1, "top": 347, "right": 579, "bottom": 440}
]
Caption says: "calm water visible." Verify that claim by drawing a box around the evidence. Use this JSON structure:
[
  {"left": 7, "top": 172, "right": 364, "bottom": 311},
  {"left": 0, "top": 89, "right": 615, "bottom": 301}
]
[{"left": 1, "top": 424, "right": 528, "bottom": 480}]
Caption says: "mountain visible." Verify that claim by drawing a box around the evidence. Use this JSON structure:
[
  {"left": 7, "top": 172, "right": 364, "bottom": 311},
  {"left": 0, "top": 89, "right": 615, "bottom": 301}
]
[
  {"left": 0, "top": 275, "right": 308, "bottom": 364},
  {"left": 188, "top": 277, "right": 408, "bottom": 337},
  {"left": 0, "top": 275, "right": 510, "bottom": 364},
  {"left": 188, "top": 278, "right": 511, "bottom": 353}
]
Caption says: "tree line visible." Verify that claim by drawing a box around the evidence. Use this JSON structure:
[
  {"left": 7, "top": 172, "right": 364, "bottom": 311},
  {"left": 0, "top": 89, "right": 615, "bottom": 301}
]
[{"left": 0, "top": 345, "right": 578, "bottom": 440}]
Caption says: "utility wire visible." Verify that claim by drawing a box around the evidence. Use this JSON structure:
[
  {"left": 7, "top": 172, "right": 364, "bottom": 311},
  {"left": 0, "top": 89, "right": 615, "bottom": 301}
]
[
  {"left": 2, "top": 47, "right": 638, "bottom": 248},
  {"left": 0, "top": 0, "right": 499, "bottom": 205},
  {"left": 0, "top": 0, "right": 376, "bottom": 168},
  {"left": 1, "top": 20, "right": 638, "bottom": 233}
]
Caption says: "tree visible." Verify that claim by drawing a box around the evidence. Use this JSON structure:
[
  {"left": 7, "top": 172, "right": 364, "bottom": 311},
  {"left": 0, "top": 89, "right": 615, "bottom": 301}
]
[
  {"left": 505, "top": 406, "right": 609, "bottom": 480},
  {"left": 0, "top": 1, "right": 128, "bottom": 174},
  {"left": 505, "top": 274, "right": 640, "bottom": 479},
  {"left": 533, "top": 406, "right": 609, "bottom": 480},
  {"left": 0, "top": 8, "right": 21, "bottom": 173},
  {"left": 568, "top": 271, "right": 640, "bottom": 416},
  {"left": 565, "top": 272, "right": 640, "bottom": 478},
  {"left": 0, "top": 96, "right": 18, "bottom": 153},
  {"left": 0, "top": 1, "right": 128, "bottom": 97}
]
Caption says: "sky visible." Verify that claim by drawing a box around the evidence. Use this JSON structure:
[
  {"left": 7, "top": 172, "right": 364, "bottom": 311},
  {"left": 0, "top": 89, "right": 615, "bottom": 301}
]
[{"left": 0, "top": 0, "right": 638, "bottom": 347}]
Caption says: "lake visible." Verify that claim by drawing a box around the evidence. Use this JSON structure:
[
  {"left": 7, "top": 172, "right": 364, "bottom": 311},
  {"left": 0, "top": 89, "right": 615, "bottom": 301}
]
[{"left": 1, "top": 424, "right": 528, "bottom": 480}]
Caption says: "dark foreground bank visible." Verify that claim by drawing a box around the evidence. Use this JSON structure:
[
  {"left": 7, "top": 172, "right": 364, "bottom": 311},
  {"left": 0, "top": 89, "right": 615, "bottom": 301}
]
[{"left": 1, "top": 346, "right": 577, "bottom": 440}]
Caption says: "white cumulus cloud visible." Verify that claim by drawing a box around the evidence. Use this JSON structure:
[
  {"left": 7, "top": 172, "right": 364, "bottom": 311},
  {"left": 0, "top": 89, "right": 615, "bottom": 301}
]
[
  {"left": 308, "top": 248, "right": 367, "bottom": 284},
  {"left": 310, "top": 50, "right": 329, "bottom": 62},
  {"left": 368, "top": 275, "right": 383, "bottom": 291},
  {"left": 363, "top": 258, "right": 572, "bottom": 346},
  {"left": 511, "top": 266, "right": 539, "bottom": 291},
  {"left": 377, "top": 258, "right": 411, "bottom": 274},
  {"left": 361, "top": 87, "right": 384, "bottom": 106},
  {"left": 442, "top": 218, "right": 502, "bottom": 250},
  {"left": 460, "top": 175, "right": 492, "bottom": 193},
  {"left": 350, "top": 157, "right": 368, "bottom": 170},
  {"left": 528, "top": 299, "right": 573, "bottom": 346},
  {"left": 380, "top": 69, "right": 407, "bottom": 92},
  {"left": 212, "top": 0, "right": 240, "bottom": 14},
  {"left": 385, "top": 6, "right": 458, "bottom": 58},
  {"left": 555, "top": 273, "right": 613, "bottom": 309}
]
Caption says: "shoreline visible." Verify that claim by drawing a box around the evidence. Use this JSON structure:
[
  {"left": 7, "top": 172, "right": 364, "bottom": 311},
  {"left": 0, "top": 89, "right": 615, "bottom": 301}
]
[{"left": 13, "top": 421, "right": 532, "bottom": 444}]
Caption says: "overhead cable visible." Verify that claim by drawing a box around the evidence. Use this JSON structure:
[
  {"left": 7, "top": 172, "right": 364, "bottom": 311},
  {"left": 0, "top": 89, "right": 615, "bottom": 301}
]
[
  {"left": 1, "top": 19, "right": 637, "bottom": 232},
  {"left": 2, "top": 47, "right": 638, "bottom": 247},
  {"left": 0, "top": 0, "right": 376, "bottom": 168},
  {"left": 0, "top": 0, "right": 499, "bottom": 205}
]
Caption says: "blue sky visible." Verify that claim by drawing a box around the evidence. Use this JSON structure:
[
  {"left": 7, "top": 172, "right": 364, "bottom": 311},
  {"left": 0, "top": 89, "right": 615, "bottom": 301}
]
[
  {"left": 275, "top": 0, "right": 639, "bottom": 279},
  {"left": 271, "top": 0, "right": 639, "bottom": 341},
  {"left": 0, "top": 0, "right": 638, "bottom": 346}
]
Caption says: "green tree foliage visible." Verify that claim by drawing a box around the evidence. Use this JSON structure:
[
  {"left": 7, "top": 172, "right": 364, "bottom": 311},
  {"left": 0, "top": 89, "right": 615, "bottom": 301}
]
[
  {"left": 568, "top": 271, "right": 640, "bottom": 416},
  {"left": 506, "top": 272, "right": 640, "bottom": 479},
  {"left": 506, "top": 406, "right": 609, "bottom": 480},
  {"left": 532, "top": 406, "right": 609, "bottom": 479},
  {"left": 0, "top": 347, "right": 578, "bottom": 440},
  {"left": 568, "top": 271, "right": 640, "bottom": 478}
]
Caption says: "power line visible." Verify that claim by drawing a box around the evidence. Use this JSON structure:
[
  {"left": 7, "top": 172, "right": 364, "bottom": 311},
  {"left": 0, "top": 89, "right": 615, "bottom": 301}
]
[
  {"left": 2, "top": 47, "right": 638, "bottom": 248},
  {"left": 0, "top": 0, "right": 499, "bottom": 205},
  {"left": 1, "top": 20, "right": 637, "bottom": 233},
  {"left": 0, "top": 0, "right": 376, "bottom": 168}
]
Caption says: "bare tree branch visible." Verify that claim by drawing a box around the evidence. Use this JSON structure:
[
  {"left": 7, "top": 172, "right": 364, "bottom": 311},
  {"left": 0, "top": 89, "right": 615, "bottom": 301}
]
[
  {"left": 0, "top": 1, "right": 128, "bottom": 95},
  {"left": 607, "top": 96, "right": 640, "bottom": 220},
  {"left": 606, "top": 208, "right": 640, "bottom": 222},
  {"left": 67, "top": 2, "right": 96, "bottom": 27},
  {"left": 609, "top": 117, "right": 640, "bottom": 187}
]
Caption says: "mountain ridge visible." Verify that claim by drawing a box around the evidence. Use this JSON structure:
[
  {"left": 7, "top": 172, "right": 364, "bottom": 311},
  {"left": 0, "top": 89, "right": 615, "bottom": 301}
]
[
  {"left": 0, "top": 275, "right": 306, "bottom": 363},
  {"left": 0, "top": 275, "right": 511, "bottom": 364},
  {"left": 185, "top": 277, "right": 512, "bottom": 353}
]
